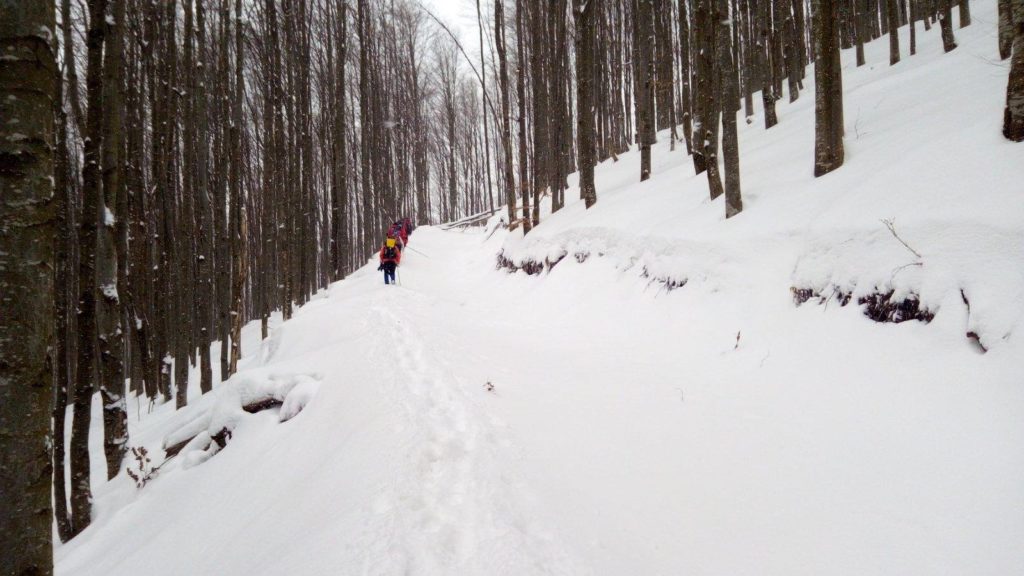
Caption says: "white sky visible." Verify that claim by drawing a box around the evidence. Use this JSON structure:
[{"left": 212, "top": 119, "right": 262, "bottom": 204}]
[{"left": 421, "top": 0, "right": 482, "bottom": 51}]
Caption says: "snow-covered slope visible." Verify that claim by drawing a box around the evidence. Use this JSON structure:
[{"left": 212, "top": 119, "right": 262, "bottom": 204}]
[{"left": 58, "top": 7, "right": 1023, "bottom": 576}]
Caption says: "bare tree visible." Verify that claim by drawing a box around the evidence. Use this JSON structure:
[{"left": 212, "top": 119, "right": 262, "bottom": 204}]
[
  {"left": 496, "top": 0, "right": 519, "bottom": 223},
  {"left": 1001, "top": 0, "right": 1015, "bottom": 60},
  {"left": 70, "top": 0, "right": 110, "bottom": 537},
  {"left": 0, "top": 1, "right": 57, "bottom": 572},
  {"left": 813, "top": 0, "right": 844, "bottom": 176},
  {"left": 1005, "top": 0, "right": 1024, "bottom": 141},
  {"left": 635, "top": 0, "right": 656, "bottom": 181},
  {"left": 718, "top": 0, "right": 743, "bottom": 217},
  {"left": 576, "top": 0, "right": 598, "bottom": 208},
  {"left": 694, "top": 0, "right": 724, "bottom": 198},
  {"left": 98, "top": 0, "right": 128, "bottom": 481},
  {"left": 887, "top": 0, "right": 901, "bottom": 65},
  {"left": 938, "top": 0, "right": 958, "bottom": 52}
]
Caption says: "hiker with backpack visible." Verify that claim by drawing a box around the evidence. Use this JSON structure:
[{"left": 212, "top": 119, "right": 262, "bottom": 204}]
[
  {"left": 391, "top": 220, "right": 409, "bottom": 247},
  {"left": 378, "top": 235, "right": 402, "bottom": 285}
]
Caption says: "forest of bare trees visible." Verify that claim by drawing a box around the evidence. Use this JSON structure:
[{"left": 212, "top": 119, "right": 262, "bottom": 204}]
[{"left": 1, "top": 0, "right": 1018, "bottom": 572}]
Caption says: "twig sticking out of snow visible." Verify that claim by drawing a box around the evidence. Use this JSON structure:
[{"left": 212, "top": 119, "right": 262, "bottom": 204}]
[{"left": 881, "top": 218, "right": 923, "bottom": 260}]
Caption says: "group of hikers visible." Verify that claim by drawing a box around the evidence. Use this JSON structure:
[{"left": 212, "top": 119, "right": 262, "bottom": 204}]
[{"left": 377, "top": 217, "right": 415, "bottom": 285}]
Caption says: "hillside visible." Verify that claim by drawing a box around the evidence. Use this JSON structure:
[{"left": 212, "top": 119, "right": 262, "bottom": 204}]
[{"left": 56, "top": 6, "right": 1023, "bottom": 576}]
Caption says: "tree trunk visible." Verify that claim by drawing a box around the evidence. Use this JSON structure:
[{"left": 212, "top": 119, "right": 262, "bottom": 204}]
[
  {"left": 515, "top": 0, "right": 532, "bottom": 232},
  {"left": 759, "top": 0, "right": 779, "bottom": 128},
  {"left": 718, "top": 0, "right": 742, "bottom": 217},
  {"left": 635, "top": 0, "right": 655, "bottom": 181},
  {"left": 695, "top": 0, "right": 724, "bottom": 198},
  {"left": 229, "top": 0, "right": 246, "bottom": 373},
  {"left": 70, "top": 0, "right": 110, "bottom": 537},
  {"left": 958, "top": 0, "right": 970, "bottom": 27},
  {"left": 814, "top": 0, "right": 845, "bottom": 176},
  {"left": 576, "top": 0, "right": 598, "bottom": 208},
  {"left": 887, "top": 0, "right": 901, "bottom": 65},
  {"left": 855, "top": 0, "right": 868, "bottom": 65},
  {"left": 195, "top": 0, "right": 215, "bottom": 394},
  {"left": 0, "top": 1, "right": 57, "bottom": 571},
  {"left": 529, "top": 0, "right": 548, "bottom": 222},
  {"left": 98, "top": 0, "right": 128, "bottom": 481},
  {"left": 1004, "top": 0, "right": 1024, "bottom": 141},
  {"left": 1001, "top": 0, "right": 1015, "bottom": 60},
  {"left": 496, "top": 0, "right": 519, "bottom": 225},
  {"left": 909, "top": 0, "right": 917, "bottom": 55},
  {"left": 52, "top": 31, "right": 74, "bottom": 543},
  {"left": 476, "top": 0, "right": 495, "bottom": 215},
  {"left": 939, "top": 0, "right": 958, "bottom": 52},
  {"left": 679, "top": 0, "right": 696, "bottom": 156}
]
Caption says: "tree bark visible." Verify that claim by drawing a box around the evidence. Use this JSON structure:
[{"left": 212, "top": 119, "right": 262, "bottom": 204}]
[
  {"left": 496, "top": 0, "right": 519, "bottom": 225},
  {"left": 52, "top": 25, "right": 74, "bottom": 543},
  {"left": 814, "top": 0, "right": 845, "bottom": 177},
  {"left": 515, "top": 0, "right": 532, "bottom": 233},
  {"left": 635, "top": 0, "right": 656, "bottom": 181},
  {"left": 958, "top": 0, "right": 970, "bottom": 27},
  {"left": 1001, "top": 0, "right": 1015, "bottom": 60},
  {"left": 887, "top": 0, "right": 901, "bottom": 65},
  {"left": 195, "top": 0, "right": 215, "bottom": 394},
  {"left": 70, "top": 0, "right": 110, "bottom": 537},
  {"left": 229, "top": 0, "right": 246, "bottom": 374},
  {"left": 0, "top": 1, "right": 57, "bottom": 571},
  {"left": 98, "top": 0, "right": 128, "bottom": 481},
  {"left": 939, "top": 0, "right": 958, "bottom": 52},
  {"left": 576, "top": 0, "right": 598, "bottom": 208},
  {"left": 718, "top": 0, "right": 742, "bottom": 217},
  {"left": 1004, "top": 0, "right": 1024, "bottom": 141},
  {"left": 694, "top": 0, "right": 724, "bottom": 198}
]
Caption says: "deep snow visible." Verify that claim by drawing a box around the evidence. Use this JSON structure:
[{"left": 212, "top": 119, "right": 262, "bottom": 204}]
[{"left": 57, "top": 7, "right": 1023, "bottom": 576}]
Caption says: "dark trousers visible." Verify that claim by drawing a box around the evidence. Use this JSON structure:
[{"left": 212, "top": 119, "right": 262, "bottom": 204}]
[{"left": 382, "top": 262, "right": 396, "bottom": 284}]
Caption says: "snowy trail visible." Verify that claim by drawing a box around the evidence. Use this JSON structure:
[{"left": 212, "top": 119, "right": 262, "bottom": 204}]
[{"left": 353, "top": 288, "right": 583, "bottom": 575}]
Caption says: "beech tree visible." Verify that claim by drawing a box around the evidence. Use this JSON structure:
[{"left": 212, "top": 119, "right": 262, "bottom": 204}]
[
  {"left": 813, "top": 0, "right": 845, "bottom": 176},
  {"left": 1001, "top": 0, "right": 1015, "bottom": 60},
  {"left": 1006, "top": 0, "right": 1024, "bottom": 141},
  {"left": 718, "top": 0, "right": 743, "bottom": 217},
  {"left": 576, "top": 0, "right": 598, "bottom": 208},
  {"left": 0, "top": 1, "right": 57, "bottom": 573}
]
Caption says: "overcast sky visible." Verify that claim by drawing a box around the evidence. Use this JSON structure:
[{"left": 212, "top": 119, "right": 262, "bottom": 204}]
[{"left": 420, "top": 0, "right": 482, "bottom": 51}]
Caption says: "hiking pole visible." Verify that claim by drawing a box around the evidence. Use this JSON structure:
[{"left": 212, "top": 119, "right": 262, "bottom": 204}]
[
  {"left": 397, "top": 267, "right": 402, "bottom": 286},
  {"left": 406, "top": 245, "right": 430, "bottom": 258}
]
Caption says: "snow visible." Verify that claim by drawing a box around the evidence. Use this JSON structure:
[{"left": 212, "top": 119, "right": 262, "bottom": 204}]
[
  {"left": 99, "top": 283, "right": 118, "bottom": 302},
  {"left": 103, "top": 206, "right": 115, "bottom": 227},
  {"left": 57, "top": 8, "right": 1023, "bottom": 576}
]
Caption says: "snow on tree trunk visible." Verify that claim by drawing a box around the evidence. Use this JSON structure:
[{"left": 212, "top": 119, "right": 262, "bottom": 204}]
[
  {"left": 98, "top": 0, "right": 128, "bottom": 481},
  {"left": 70, "top": 0, "right": 110, "bottom": 539}
]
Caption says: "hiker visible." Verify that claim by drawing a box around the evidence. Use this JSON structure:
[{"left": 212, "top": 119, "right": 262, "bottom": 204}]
[
  {"left": 378, "top": 235, "right": 402, "bottom": 285},
  {"left": 392, "top": 220, "right": 409, "bottom": 246},
  {"left": 402, "top": 217, "right": 415, "bottom": 238}
]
